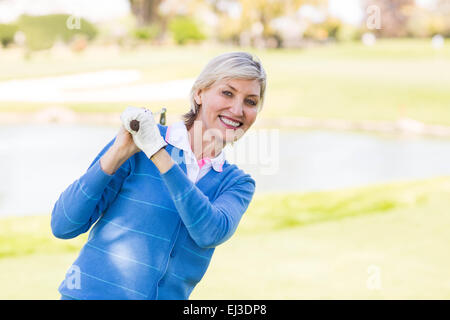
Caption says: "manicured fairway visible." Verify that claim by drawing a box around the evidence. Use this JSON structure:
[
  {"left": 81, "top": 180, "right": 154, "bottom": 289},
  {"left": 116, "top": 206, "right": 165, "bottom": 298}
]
[{"left": 1, "top": 176, "right": 449, "bottom": 299}]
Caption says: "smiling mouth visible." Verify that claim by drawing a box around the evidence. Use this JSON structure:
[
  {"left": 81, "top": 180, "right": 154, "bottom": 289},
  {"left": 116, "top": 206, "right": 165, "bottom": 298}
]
[{"left": 219, "top": 115, "right": 243, "bottom": 128}]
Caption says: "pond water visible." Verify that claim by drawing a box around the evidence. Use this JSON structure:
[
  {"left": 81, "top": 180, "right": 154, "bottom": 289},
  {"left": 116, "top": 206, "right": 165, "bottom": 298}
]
[{"left": 0, "top": 124, "right": 449, "bottom": 217}]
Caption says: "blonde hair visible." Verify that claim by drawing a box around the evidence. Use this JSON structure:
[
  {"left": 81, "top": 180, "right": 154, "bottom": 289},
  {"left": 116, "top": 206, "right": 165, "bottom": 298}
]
[{"left": 183, "top": 51, "right": 267, "bottom": 130}]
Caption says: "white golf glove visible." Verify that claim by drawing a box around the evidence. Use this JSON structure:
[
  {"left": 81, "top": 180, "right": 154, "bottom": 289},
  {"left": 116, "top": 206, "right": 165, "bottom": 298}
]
[{"left": 120, "top": 106, "right": 167, "bottom": 159}]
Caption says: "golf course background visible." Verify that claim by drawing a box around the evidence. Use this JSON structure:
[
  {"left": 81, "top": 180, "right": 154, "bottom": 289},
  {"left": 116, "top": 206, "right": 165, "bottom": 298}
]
[
  {"left": 1, "top": 39, "right": 450, "bottom": 126},
  {"left": 1, "top": 39, "right": 450, "bottom": 299}
]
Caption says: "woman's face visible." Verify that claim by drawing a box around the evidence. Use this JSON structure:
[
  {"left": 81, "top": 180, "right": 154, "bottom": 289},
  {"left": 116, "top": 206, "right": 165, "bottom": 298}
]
[{"left": 194, "top": 78, "right": 261, "bottom": 144}]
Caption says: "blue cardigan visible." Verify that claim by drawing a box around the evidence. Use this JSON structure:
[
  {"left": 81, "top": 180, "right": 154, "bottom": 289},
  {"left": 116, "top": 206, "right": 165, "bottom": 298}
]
[{"left": 51, "top": 124, "right": 255, "bottom": 300}]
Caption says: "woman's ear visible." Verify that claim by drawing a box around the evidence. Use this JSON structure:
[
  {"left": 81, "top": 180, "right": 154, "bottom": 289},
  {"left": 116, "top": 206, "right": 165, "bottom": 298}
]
[{"left": 194, "top": 89, "right": 202, "bottom": 106}]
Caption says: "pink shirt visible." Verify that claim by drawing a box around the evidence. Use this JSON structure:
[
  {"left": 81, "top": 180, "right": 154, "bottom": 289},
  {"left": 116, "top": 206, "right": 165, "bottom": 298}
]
[{"left": 164, "top": 121, "right": 225, "bottom": 183}]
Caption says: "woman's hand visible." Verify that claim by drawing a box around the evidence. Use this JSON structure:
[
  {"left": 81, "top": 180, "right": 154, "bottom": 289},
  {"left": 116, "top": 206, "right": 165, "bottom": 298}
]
[
  {"left": 100, "top": 125, "right": 139, "bottom": 175},
  {"left": 100, "top": 106, "right": 169, "bottom": 175},
  {"left": 112, "top": 125, "right": 140, "bottom": 157},
  {"left": 120, "top": 106, "right": 167, "bottom": 159}
]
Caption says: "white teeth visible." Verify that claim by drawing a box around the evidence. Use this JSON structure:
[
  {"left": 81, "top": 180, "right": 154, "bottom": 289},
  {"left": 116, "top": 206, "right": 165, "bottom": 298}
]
[{"left": 220, "top": 116, "right": 240, "bottom": 127}]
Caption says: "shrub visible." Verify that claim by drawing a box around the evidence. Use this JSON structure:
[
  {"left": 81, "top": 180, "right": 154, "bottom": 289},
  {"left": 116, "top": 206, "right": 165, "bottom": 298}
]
[
  {"left": 336, "top": 23, "right": 364, "bottom": 42},
  {"left": 168, "top": 16, "right": 206, "bottom": 45},
  {"left": 17, "top": 14, "right": 97, "bottom": 51},
  {"left": 304, "top": 18, "right": 343, "bottom": 41},
  {"left": 0, "top": 23, "right": 18, "bottom": 47},
  {"left": 132, "top": 24, "right": 160, "bottom": 41}
]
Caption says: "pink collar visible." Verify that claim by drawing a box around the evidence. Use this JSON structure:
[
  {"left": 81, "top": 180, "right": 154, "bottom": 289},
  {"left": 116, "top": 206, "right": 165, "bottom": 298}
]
[{"left": 165, "top": 121, "right": 225, "bottom": 172}]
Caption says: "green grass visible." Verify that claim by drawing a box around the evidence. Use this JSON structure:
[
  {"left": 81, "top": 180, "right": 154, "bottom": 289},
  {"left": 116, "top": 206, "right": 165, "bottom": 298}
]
[
  {"left": 1, "top": 176, "right": 449, "bottom": 299},
  {"left": 0, "top": 215, "right": 87, "bottom": 259},
  {"left": 1, "top": 39, "right": 449, "bottom": 125}
]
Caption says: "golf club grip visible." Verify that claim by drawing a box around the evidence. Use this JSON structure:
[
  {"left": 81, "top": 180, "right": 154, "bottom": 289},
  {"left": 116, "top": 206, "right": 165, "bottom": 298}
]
[
  {"left": 130, "top": 119, "right": 140, "bottom": 132},
  {"left": 129, "top": 108, "right": 167, "bottom": 132}
]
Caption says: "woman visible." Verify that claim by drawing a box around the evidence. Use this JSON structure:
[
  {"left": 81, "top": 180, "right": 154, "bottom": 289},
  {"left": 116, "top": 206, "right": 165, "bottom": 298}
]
[{"left": 51, "top": 51, "right": 267, "bottom": 300}]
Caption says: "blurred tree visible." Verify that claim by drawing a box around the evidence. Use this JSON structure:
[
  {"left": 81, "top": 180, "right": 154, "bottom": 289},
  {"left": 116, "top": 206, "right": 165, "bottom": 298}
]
[
  {"left": 211, "top": 0, "right": 327, "bottom": 46},
  {"left": 168, "top": 15, "right": 206, "bottom": 44},
  {"left": 430, "top": 0, "right": 450, "bottom": 37},
  {"left": 16, "top": 14, "right": 97, "bottom": 51},
  {"left": 240, "top": 0, "right": 326, "bottom": 36},
  {"left": 129, "top": 0, "right": 163, "bottom": 26},
  {"left": 128, "top": 0, "right": 336, "bottom": 46},
  {"left": 362, "top": 0, "right": 416, "bottom": 37},
  {"left": 158, "top": 0, "right": 208, "bottom": 42},
  {"left": 303, "top": 17, "right": 341, "bottom": 41}
]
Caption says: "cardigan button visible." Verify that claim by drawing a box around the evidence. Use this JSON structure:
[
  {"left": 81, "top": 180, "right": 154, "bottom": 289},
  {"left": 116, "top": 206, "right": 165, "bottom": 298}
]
[{"left": 170, "top": 251, "right": 175, "bottom": 258}]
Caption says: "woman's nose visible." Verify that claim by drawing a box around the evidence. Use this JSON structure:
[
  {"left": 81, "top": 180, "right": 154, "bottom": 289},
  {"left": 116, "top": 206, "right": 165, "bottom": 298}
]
[{"left": 229, "top": 101, "right": 244, "bottom": 118}]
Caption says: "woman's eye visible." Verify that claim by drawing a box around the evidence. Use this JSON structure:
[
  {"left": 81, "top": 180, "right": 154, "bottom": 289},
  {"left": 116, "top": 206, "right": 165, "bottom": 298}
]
[
  {"left": 246, "top": 99, "right": 257, "bottom": 106},
  {"left": 222, "top": 90, "right": 232, "bottom": 97}
]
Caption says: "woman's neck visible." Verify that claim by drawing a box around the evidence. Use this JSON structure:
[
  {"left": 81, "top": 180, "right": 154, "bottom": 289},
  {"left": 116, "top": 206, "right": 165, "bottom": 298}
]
[{"left": 187, "top": 121, "right": 224, "bottom": 160}]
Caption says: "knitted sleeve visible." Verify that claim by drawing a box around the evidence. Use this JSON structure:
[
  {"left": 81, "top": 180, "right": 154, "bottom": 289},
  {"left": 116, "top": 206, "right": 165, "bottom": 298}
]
[
  {"left": 160, "top": 163, "right": 255, "bottom": 248},
  {"left": 51, "top": 137, "right": 131, "bottom": 239}
]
